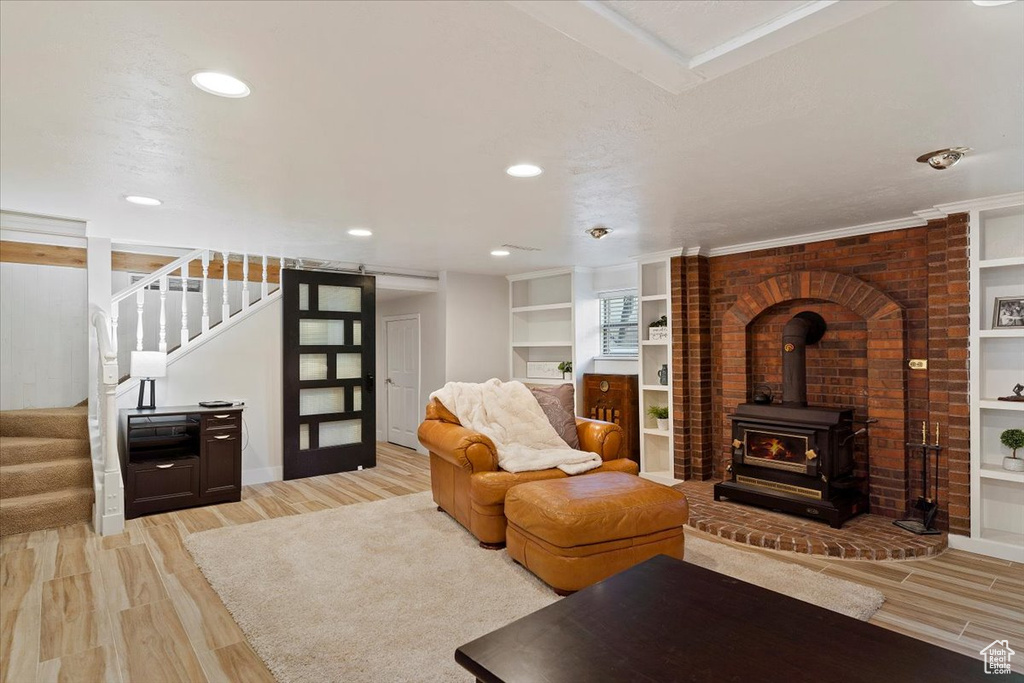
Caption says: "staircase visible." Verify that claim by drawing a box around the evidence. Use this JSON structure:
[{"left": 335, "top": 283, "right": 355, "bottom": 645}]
[{"left": 0, "top": 406, "right": 93, "bottom": 535}]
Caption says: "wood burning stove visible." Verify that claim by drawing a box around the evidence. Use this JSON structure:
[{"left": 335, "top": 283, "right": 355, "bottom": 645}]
[{"left": 714, "top": 312, "right": 870, "bottom": 528}]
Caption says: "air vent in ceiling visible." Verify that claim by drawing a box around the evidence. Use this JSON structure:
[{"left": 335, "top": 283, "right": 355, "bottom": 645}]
[{"left": 501, "top": 243, "right": 542, "bottom": 252}]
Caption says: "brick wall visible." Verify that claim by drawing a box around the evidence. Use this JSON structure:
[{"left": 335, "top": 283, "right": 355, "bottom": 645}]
[{"left": 672, "top": 215, "right": 970, "bottom": 533}]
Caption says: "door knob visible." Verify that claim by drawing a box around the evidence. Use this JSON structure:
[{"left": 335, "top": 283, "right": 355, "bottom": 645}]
[{"left": 385, "top": 378, "right": 393, "bottom": 384}]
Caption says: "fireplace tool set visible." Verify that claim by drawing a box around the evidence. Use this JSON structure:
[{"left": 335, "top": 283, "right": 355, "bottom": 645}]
[{"left": 894, "top": 421, "right": 942, "bottom": 536}]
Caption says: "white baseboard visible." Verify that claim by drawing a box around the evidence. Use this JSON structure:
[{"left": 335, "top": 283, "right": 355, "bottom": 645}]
[
  {"left": 947, "top": 533, "right": 1024, "bottom": 563},
  {"left": 242, "top": 466, "right": 283, "bottom": 486}
]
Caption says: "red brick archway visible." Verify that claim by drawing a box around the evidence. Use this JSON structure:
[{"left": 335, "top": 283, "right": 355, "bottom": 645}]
[{"left": 721, "top": 271, "right": 909, "bottom": 518}]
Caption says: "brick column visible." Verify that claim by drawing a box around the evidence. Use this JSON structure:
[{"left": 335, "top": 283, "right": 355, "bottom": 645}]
[
  {"left": 685, "top": 254, "right": 714, "bottom": 479},
  {"left": 670, "top": 256, "right": 689, "bottom": 479},
  {"left": 927, "top": 213, "right": 970, "bottom": 534}
]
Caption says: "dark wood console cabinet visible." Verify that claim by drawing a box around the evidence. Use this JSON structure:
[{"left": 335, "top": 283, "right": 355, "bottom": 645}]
[
  {"left": 582, "top": 374, "right": 639, "bottom": 464},
  {"left": 119, "top": 405, "right": 243, "bottom": 519}
]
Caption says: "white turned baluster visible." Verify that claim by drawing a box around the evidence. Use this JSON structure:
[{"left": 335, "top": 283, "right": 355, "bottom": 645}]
[
  {"left": 261, "top": 255, "right": 269, "bottom": 300},
  {"left": 110, "top": 303, "right": 119, "bottom": 356},
  {"left": 135, "top": 290, "right": 145, "bottom": 351},
  {"left": 180, "top": 261, "right": 190, "bottom": 348},
  {"left": 222, "top": 252, "right": 231, "bottom": 322},
  {"left": 201, "top": 251, "right": 210, "bottom": 333},
  {"left": 158, "top": 275, "right": 168, "bottom": 352},
  {"left": 242, "top": 254, "right": 250, "bottom": 310}
]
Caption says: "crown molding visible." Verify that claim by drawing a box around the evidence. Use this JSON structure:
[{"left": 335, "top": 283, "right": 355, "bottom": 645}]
[
  {"left": 630, "top": 248, "right": 683, "bottom": 262},
  {"left": 706, "top": 192, "right": 1024, "bottom": 258},
  {"left": 707, "top": 216, "right": 926, "bottom": 257},
  {"left": 684, "top": 246, "right": 709, "bottom": 257},
  {"left": 0, "top": 210, "right": 87, "bottom": 245}
]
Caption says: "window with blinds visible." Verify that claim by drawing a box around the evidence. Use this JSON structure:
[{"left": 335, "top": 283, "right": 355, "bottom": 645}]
[{"left": 600, "top": 292, "right": 638, "bottom": 356}]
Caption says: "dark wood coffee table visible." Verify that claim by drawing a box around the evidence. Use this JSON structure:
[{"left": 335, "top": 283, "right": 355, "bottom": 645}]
[{"left": 456, "top": 555, "right": 991, "bottom": 682}]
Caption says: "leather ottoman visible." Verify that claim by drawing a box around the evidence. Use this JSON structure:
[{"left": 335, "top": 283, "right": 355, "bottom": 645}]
[{"left": 504, "top": 472, "right": 689, "bottom": 594}]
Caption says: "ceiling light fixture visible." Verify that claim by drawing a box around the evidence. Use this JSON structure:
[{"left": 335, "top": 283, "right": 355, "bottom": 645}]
[
  {"left": 124, "top": 195, "right": 162, "bottom": 206},
  {"left": 586, "top": 226, "right": 613, "bottom": 239},
  {"left": 916, "top": 147, "right": 971, "bottom": 170},
  {"left": 490, "top": 249, "right": 511, "bottom": 257},
  {"left": 972, "top": 1, "right": 1016, "bottom": 7},
  {"left": 347, "top": 228, "right": 373, "bottom": 237},
  {"left": 505, "top": 164, "right": 543, "bottom": 178},
  {"left": 191, "top": 71, "right": 251, "bottom": 98}
]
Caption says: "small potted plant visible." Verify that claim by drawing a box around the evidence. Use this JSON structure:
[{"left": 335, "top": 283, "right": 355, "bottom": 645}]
[
  {"left": 1001, "top": 428, "right": 1024, "bottom": 472},
  {"left": 557, "top": 360, "right": 572, "bottom": 382},
  {"left": 647, "top": 405, "right": 669, "bottom": 431},
  {"left": 649, "top": 315, "right": 669, "bottom": 342}
]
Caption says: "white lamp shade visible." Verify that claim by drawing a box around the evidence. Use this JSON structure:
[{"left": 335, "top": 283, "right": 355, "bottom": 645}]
[{"left": 130, "top": 351, "right": 167, "bottom": 378}]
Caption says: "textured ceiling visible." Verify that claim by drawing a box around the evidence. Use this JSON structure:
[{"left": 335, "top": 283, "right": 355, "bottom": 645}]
[{"left": 0, "top": 0, "right": 1022, "bottom": 276}]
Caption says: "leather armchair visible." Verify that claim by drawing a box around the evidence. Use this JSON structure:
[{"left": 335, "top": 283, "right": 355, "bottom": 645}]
[{"left": 417, "top": 398, "right": 639, "bottom": 547}]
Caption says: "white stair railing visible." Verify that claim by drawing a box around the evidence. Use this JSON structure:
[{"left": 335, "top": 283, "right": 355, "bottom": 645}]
[
  {"left": 90, "top": 307, "right": 124, "bottom": 536},
  {"left": 87, "top": 246, "right": 283, "bottom": 535}
]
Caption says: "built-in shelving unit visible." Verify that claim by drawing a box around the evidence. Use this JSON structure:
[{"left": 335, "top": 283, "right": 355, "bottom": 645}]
[
  {"left": 633, "top": 250, "right": 681, "bottom": 486},
  {"left": 507, "top": 268, "right": 596, "bottom": 413},
  {"left": 967, "top": 200, "right": 1024, "bottom": 562}
]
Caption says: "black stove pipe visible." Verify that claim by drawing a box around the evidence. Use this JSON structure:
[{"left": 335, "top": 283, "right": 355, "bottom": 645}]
[{"left": 781, "top": 311, "right": 827, "bottom": 407}]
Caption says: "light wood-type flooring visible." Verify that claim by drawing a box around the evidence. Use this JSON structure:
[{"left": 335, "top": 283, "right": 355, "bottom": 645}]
[{"left": 2, "top": 443, "right": 1021, "bottom": 681}]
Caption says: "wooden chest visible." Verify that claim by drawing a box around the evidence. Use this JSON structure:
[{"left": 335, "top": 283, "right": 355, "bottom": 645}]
[{"left": 582, "top": 374, "right": 639, "bottom": 464}]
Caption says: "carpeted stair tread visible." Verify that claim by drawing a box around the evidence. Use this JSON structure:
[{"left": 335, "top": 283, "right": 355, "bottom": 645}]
[
  {"left": 0, "top": 487, "right": 93, "bottom": 536},
  {"left": 0, "top": 406, "right": 89, "bottom": 439},
  {"left": 0, "top": 436, "right": 91, "bottom": 466},
  {"left": 1, "top": 458, "right": 93, "bottom": 498}
]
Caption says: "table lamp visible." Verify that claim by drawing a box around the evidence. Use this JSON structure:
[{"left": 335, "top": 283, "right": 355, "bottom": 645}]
[{"left": 130, "top": 351, "right": 167, "bottom": 409}]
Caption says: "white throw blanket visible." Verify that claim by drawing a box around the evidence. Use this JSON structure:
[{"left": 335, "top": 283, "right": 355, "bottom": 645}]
[{"left": 430, "top": 379, "right": 602, "bottom": 475}]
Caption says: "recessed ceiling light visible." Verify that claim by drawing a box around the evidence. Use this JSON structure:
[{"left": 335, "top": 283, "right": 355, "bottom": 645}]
[
  {"left": 972, "top": 1, "right": 1016, "bottom": 6},
  {"left": 916, "top": 147, "right": 972, "bottom": 170},
  {"left": 586, "top": 226, "right": 613, "bottom": 239},
  {"left": 191, "top": 71, "right": 251, "bottom": 98},
  {"left": 505, "top": 164, "right": 543, "bottom": 178},
  {"left": 124, "top": 195, "right": 162, "bottom": 206},
  {"left": 490, "top": 249, "right": 511, "bottom": 257},
  {"left": 347, "top": 228, "right": 373, "bottom": 237}
]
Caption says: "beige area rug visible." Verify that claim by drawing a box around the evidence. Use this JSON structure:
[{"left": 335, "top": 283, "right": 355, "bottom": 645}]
[{"left": 186, "top": 492, "right": 884, "bottom": 683}]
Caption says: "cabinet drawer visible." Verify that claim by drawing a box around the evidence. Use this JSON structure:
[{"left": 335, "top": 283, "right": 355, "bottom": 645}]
[
  {"left": 203, "top": 413, "right": 241, "bottom": 432},
  {"left": 126, "top": 457, "right": 199, "bottom": 517}
]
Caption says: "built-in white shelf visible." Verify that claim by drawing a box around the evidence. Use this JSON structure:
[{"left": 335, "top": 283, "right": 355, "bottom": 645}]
[
  {"left": 639, "top": 470, "right": 679, "bottom": 486},
  {"left": 981, "top": 528, "right": 1024, "bottom": 548},
  {"left": 514, "top": 377, "right": 567, "bottom": 386},
  {"left": 979, "top": 400, "right": 1024, "bottom": 412},
  {"left": 979, "top": 329, "right": 1024, "bottom": 338},
  {"left": 510, "top": 303, "right": 573, "bottom": 313},
  {"left": 978, "top": 465, "right": 1024, "bottom": 483},
  {"left": 633, "top": 250, "right": 682, "bottom": 481},
  {"left": 511, "top": 341, "right": 572, "bottom": 348},
  {"left": 979, "top": 256, "right": 1024, "bottom": 269},
  {"left": 968, "top": 201, "right": 1024, "bottom": 563}
]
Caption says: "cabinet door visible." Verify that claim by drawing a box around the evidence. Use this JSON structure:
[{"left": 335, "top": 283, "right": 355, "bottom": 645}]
[{"left": 201, "top": 433, "right": 241, "bottom": 497}]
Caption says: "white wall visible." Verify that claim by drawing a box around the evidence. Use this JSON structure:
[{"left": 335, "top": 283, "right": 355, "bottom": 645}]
[
  {"left": 440, "top": 271, "right": 509, "bottom": 383},
  {"left": 375, "top": 292, "right": 444, "bottom": 448},
  {"left": 116, "top": 298, "right": 283, "bottom": 484},
  {"left": 0, "top": 262, "right": 88, "bottom": 410}
]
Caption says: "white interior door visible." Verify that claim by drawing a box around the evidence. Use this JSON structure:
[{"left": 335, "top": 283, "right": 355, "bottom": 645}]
[{"left": 385, "top": 316, "right": 420, "bottom": 450}]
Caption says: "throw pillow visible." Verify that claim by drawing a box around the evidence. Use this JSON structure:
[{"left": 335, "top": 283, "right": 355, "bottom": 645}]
[{"left": 528, "top": 383, "right": 580, "bottom": 450}]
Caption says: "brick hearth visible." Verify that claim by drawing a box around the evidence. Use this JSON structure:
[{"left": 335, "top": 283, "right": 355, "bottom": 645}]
[{"left": 675, "top": 480, "right": 947, "bottom": 560}]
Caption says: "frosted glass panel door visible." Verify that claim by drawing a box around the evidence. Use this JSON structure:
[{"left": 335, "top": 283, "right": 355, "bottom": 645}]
[{"left": 282, "top": 269, "right": 376, "bottom": 479}]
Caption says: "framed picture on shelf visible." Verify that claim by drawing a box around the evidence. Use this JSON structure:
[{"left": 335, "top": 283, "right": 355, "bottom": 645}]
[{"left": 993, "top": 296, "right": 1024, "bottom": 328}]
